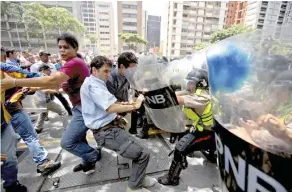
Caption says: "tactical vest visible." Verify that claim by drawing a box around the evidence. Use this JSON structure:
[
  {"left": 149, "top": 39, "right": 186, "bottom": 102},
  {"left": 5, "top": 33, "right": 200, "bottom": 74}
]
[
  {"left": 183, "top": 88, "right": 213, "bottom": 131},
  {"left": 277, "top": 102, "right": 292, "bottom": 126}
]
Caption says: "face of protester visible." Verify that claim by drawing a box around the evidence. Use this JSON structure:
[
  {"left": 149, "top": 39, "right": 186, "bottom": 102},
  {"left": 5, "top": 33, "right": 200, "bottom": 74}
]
[
  {"left": 58, "top": 40, "right": 77, "bottom": 62},
  {"left": 9, "top": 51, "right": 18, "bottom": 60},
  {"left": 42, "top": 68, "right": 52, "bottom": 76},
  {"left": 92, "top": 64, "right": 112, "bottom": 82},
  {"left": 119, "top": 63, "right": 137, "bottom": 76},
  {"left": 40, "top": 55, "right": 49, "bottom": 63}
]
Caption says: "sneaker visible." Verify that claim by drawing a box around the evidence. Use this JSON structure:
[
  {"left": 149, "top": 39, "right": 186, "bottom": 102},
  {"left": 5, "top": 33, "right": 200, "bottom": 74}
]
[
  {"left": 37, "top": 160, "right": 61, "bottom": 176},
  {"left": 126, "top": 187, "right": 151, "bottom": 192},
  {"left": 142, "top": 176, "right": 156, "bottom": 188},
  {"left": 4, "top": 181, "right": 27, "bottom": 192}
]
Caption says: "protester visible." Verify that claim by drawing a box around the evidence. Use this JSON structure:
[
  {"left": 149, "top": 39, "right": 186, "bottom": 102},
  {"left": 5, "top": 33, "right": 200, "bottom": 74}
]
[{"left": 0, "top": 33, "right": 101, "bottom": 174}]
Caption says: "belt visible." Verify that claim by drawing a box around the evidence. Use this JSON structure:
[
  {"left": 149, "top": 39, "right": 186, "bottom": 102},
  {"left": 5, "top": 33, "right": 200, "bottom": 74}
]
[{"left": 91, "top": 116, "right": 127, "bottom": 134}]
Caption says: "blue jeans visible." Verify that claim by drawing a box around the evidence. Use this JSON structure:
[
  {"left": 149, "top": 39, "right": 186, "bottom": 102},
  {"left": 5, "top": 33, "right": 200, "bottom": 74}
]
[
  {"left": 61, "top": 105, "right": 99, "bottom": 163},
  {"left": 10, "top": 111, "right": 48, "bottom": 165},
  {"left": 1, "top": 124, "right": 18, "bottom": 187}
]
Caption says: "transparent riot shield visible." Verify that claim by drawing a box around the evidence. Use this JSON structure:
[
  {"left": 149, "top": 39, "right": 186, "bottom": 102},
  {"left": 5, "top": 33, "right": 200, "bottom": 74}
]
[
  {"left": 125, "top": 55, "right": 186, "bottom": 133},
  {"left": 205, "top": 29, "right": 292, "bottom": 192}
]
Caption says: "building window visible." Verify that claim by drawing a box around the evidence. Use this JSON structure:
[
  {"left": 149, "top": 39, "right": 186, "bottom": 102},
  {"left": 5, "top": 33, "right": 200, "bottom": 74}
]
[
  {"left": 123, "top": 22, "right": 137, "bottom": 26},
  {"left": 100, "top": 38, "right": 110, "bottom": 40},
  {"left": 100, "top": 32, "right": 110, "bottom": 34},
  {"left": 123, "top": 13, "right": 137, "bottom": 18},
  {"left": 100, "top": 12, "right": 108, "bottom": 15},
  {"left": 98, "top": 4, "right": 109, "bottom": 8},
  {"left": 182, "top": 28, "right": 188, "bottom": 33},
  {"left": 100, "top": 19, "right": 109, "bottom": 22},
  {"left": 123, "top": 30, "right": 137, "bottom": 34},
  {"left": 100, "top": 25, "right": 109, "bottom": 28},
  {"left": 122, "top": 4, "right": 137, "bottom": 9}
]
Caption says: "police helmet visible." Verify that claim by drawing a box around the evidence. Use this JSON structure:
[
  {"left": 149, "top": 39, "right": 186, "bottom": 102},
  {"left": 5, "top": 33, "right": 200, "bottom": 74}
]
[
  {"left": 186, "top": 68, "right": 209, "bottom": 90},
  {"left": 257, "top": 54, "right": 291, "bottom": 83},
  {"left": 269, "top": 69, "right": 292, "bottom": 92}
]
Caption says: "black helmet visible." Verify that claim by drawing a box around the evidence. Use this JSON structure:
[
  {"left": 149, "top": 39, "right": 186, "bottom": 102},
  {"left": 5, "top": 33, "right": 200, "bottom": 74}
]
[
  {"left": 257, "top": 54, "right": 291, "bottom": 83},
  {"left": 269, "top": 69, "right": 292, "bottom": 91},
  {"left": 186, "top": 68, "right": 209, "bottom": 89}
]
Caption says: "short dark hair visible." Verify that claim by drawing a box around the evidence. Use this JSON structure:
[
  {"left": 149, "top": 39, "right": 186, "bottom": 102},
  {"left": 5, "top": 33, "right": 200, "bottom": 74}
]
[
  {"left": 6, "top": 49, "right": 15, "bottom": 57},
  {"left": 117, "top": 52, "right": 137, "bottom": 68},
  {"left": 57, "top": 32, "right": 79, "bottom": 49},
  {"left": 39, "top": 64, "right": 50, "bottom": 71},
  {"left": 90, "top": 56, "right": 112, "bottom": 73}
]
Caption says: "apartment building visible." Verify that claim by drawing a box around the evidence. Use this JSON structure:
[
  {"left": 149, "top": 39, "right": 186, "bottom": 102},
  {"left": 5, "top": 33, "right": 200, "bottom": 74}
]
[
  {"left": 245, "top": 1, "right": 289, "bottom": 40},
  {"left": 163, "top": 1, "right": 226, "bottom": 57},
  {"left": 225, "top": 1, "right": 248, "bottom": 27},
  {"left": 81, "top": 1, "right": 115, "bottom": 55},
  {"left": 1, "top": 1, "right": 81, "bottom": 53},
  {"left": 146, "top": 15, "right": 161, "bottom": 51},
  {"left": 117, "top": 1, "right": 143, "bottom": 53}
]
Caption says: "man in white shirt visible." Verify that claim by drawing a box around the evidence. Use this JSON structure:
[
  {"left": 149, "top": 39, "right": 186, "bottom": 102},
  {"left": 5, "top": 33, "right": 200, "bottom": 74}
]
[
  {"left": 30, "top": 51, "right": 57, "bottom": 74},
  {"left": 31, "top": 50, "right": 72, "bottom": 116},
  {"left": 33, "top": 64, "right": 69, "bottom": 133}
]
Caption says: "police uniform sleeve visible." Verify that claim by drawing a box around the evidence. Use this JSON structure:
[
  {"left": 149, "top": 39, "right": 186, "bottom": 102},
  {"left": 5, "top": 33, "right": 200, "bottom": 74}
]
[{"left": 181, "top": 94, "right": 209, "bottom": 113}]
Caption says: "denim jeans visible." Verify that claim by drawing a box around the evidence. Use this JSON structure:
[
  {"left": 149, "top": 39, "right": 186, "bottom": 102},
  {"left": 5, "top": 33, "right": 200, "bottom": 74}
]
[
  {"left": 61, "top": 105, "right": 99, "bottom": 163},
  {"left": 10, "top": 111, "right": 48, "bottom": 165},
  {"left": 1, "top": 124, "right": 18, "bottom": 187}
]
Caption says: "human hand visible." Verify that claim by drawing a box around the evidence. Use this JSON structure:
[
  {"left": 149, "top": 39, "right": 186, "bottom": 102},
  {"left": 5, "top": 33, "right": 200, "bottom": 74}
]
[
  {"left": 238, "top": 118, "right": 261, "bottom": 130},
  {"left": 1, "top": 72, "right": 15, "bottom": 90},
  {"left": 134, "top": 94, "right": 145, "bottom": 109},
  {"left": 257, "top": 114, "right": 286, "bottom": 138}
]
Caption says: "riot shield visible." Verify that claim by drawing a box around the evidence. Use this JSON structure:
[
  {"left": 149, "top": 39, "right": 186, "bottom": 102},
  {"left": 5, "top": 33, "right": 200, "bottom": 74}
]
[
  {"left": 206, "top": 29, "right": 292, "bottom": 192},
  {"left": 125, "top": 55, "right": 186, "bottom": 133}
]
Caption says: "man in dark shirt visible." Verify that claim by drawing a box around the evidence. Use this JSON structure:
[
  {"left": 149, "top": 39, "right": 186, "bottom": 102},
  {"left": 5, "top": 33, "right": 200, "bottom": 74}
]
[{"left": 106, "top": 52, "right": 142, "bottom": 134}]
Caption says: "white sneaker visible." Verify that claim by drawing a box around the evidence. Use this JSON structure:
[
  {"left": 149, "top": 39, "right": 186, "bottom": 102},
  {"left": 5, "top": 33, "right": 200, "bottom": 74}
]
[
  {"left": 126, "top": 187, "right": 151, "bottom": 192},
  {"left": 142, "top": 176, "right": 156, "bottom": 188}
]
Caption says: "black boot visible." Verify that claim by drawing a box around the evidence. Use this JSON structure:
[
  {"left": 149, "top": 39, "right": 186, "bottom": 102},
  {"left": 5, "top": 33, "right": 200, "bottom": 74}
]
[
  {"left": 137, "top": 117, "right": 149, "bottom": 139},
  {"left": 4, "top": 181, "right": 27, "bottom": 192},
  {"left": 158, "top": 159, "right": 182, "bottom": 186},
  {"left": 169, "top": 133, "right": 178, "bottom": 144}
]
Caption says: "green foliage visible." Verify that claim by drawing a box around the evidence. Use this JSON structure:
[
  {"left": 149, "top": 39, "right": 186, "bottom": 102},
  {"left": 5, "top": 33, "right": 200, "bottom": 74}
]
[
  {"left": 1, "top": 2, "right": 86, "bottom": 36},
  {"left": 210, "top": 24, "right": 253, "bottom": 44},
  {"left": 118, "top": 33, "right": 148, "bottom": 51},
  {"left": 193, "top": 42, "right": 210, "bottom": 51},
  {"left": 87, "top": 34, "right": 98, "bottom": 43},
  {"left": 193, "top": 24, "right": 252, "bottom": 50}
]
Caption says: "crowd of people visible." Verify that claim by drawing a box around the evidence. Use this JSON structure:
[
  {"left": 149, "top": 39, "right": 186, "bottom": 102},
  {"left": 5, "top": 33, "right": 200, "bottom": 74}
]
[{"left": 1, "top": 31, "right": 291, "bottom": 192}]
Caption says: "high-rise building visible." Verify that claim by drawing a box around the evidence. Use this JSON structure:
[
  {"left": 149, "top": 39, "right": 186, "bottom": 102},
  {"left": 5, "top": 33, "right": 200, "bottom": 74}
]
[
  {"left": 225, "top": 1, "right": 248, "bottom": 27},
  {"left": 163, "top": 1, "right": 227, "bottom": 57},
  {"left": 1, "top": 1, "right": 81, "bottom": 53},
  {"left": 146, "top": 15, "right": 161, "bottom": 51},
  {"left": 117, "top": 1, "right": 143, "bottom": 53},
  {"left": 245, "top": 1, "right": 289, "bottom": 40},
  {"left": 81, "top": 1, "right": 115, "bottom": 55}
]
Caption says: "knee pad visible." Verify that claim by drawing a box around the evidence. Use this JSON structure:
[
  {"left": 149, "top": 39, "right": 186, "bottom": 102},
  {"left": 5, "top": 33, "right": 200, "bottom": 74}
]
[{"left": 175, "top": 133, "right": 196, "bottom": 153}]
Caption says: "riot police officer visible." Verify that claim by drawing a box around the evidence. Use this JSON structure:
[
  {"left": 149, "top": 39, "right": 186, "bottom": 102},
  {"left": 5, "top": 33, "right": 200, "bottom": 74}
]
[{"left": 158, "top": 68, "right": 216, "bottom": 186}]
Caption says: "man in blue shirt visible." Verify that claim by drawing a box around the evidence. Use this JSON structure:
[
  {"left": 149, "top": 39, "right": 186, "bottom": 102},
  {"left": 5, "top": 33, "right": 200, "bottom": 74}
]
[
  {"left": 6, "top": 49, "right": 20, "bottom": 67},
  {"left": 80, "top": 56, "right": 156, "bottom": 192}
]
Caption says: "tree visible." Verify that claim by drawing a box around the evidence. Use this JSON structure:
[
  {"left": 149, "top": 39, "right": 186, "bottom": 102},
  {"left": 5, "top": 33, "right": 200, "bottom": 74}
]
[
  {"left": 87, "top": 34, "right": 98, "bottom": 44},
  {"left": 193, "top": 24, "right": 253, "bottom": 51},
  {"left": 210, "top": 24, "right": 253, "bottom": 44},
  {"left": 193, "top": 42, "right": 210, "bottom": 51},
  {"left": 1, "top": 2, "right": 24, "bottom": 31},
  {"left": 24, "top": 3, "right": 86, "bottom": 35},
  {"left": 118, "top": 33, "right": 148, "bottom": 51}
]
